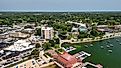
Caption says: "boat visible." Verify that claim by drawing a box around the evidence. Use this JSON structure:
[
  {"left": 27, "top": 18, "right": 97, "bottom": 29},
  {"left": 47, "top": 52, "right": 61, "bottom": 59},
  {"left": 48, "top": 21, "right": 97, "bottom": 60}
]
[
  {"left": 108, "top": 50, "right": 112, "bottom": 53},
  {"left": 84, "top": 45, "right": 88, "bottom": 48},
  {"left": 116, "top": 39, "right": 119, "bottom": 42},
  {"left": 90, "top": 44, "right": 93, "bottom": 47},
  {"left": 106, "top": 45, "right": 110, "bottom": 48},
  {"left": 101, "top": 46, "right": 104, "bottom": 49},
  {"left": 107, "top": 40, "right": 110, "bottom": 43},
  {"left": 120, "top": 43, "right": 121, "bottom": 45},
  {"left": 110, "top": 44, "right": 113, "bottom": 47}
]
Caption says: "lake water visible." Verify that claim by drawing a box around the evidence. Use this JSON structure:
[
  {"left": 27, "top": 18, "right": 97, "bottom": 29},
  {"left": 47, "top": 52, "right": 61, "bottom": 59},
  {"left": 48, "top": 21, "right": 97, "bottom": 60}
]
[{"left": 68, "top": 37, "right": 121, "bottom": 68}]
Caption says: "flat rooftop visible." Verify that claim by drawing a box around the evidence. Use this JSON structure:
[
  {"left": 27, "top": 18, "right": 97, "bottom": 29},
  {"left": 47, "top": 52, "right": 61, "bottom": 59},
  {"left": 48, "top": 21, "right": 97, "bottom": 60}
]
[{"left": 5, "top": 40, "right": 35, "bottom": 51}]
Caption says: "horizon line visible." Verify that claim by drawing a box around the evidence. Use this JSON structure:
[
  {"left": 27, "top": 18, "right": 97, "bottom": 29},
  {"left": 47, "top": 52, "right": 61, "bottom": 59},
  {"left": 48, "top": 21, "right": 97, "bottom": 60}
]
[{"left": 0, "top": 10, "right": 121, "bottom": 12}]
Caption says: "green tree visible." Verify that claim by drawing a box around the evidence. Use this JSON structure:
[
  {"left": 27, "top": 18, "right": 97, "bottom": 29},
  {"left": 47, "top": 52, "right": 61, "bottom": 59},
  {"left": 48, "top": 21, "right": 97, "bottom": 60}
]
[
  {"left": 54, "top": 38, "right": 60, "bottom": 44},
  {"left": 42, "top": 42, "right": 51, "bottom": 50},
  {"left": 35, "top": 43, "right": 41, "bottom": 48},
  {"left": 49, "top": 40, "right": 55, "bottom": 47},
  {"left": 35, "top": 28, "right": 41, "bottom": 36},
  {"left": 31, "top": 49, "right": 39, "bottom": 57}
]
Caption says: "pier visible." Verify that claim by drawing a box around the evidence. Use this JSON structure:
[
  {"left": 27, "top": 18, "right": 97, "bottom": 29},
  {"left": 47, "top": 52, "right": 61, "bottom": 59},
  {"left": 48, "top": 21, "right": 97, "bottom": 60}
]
[{"left": 83, "top": 62, "right": 103, "bottom": 68}]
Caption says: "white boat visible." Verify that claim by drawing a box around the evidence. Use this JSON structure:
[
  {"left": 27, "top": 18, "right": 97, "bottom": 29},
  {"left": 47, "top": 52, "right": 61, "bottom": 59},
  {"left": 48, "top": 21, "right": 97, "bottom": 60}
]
[
  {"left": 84, "top": 45, "right": 88, "bottom": 48},
  {"left": 90, "top": 44, "right": 93, "bottom": 47},
  {"left": 101, "top": 46, "right": 104, "bottom": 49},
  {"left": 116, "top": 39, "right": 119, "bottom": 42},
  {"left": 108, "top": 50, "right": 112, "bottom": 53},
  {"left": 110, "top": 44, "right": 113, "bottom": 47},
  {"left": 120, "top": 43, "right": 121, "bottom": 45},
  {"left": 107, "top": 40, "right": 110, "bottom": 43},
  {"left": 106, "top": 45, "right": 110, "bottom": 48}
]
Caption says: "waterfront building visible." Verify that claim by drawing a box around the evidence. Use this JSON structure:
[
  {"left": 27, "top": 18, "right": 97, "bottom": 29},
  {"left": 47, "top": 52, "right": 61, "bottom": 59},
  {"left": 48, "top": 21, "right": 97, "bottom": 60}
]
[
  {"left": 53, "top": 52, "right": 83, "bottom": 68},
  {"left": 41, "top": 27, "right": 54, "bottom": 40}
]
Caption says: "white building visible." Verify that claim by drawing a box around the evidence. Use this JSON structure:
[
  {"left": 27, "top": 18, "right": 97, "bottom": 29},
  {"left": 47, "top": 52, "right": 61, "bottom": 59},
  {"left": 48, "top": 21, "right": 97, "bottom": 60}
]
[
  {"left": 22, "top": 28, "right": 35, "bottom": 34},
  {"left": 41, "top": 27, "right": 54, "bottom": 40},
  {"left": 0, "top": 50, "right": 4, "bottom": 54},
  {"left": 5, "top": 40, "right": 34, "bottom": 51}
]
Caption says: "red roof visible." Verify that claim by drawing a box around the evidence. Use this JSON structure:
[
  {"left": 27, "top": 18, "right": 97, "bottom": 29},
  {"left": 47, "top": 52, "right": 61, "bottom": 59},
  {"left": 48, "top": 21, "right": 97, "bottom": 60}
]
[{"left": 53, "top": 52, "right": 78, "bottom": 68}]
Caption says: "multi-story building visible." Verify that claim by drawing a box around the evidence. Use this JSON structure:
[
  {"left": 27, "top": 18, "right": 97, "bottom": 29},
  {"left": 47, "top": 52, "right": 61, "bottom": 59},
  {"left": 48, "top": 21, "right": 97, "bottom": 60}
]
[{"left": 41, "top": 27, "right": 54, "bottom": 40}]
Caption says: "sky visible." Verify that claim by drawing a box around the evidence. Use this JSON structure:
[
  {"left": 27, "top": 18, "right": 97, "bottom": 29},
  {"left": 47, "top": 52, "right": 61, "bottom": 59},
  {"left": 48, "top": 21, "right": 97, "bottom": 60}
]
[{"left": 0, "top": 0, "right": 121, "bottom": 12}]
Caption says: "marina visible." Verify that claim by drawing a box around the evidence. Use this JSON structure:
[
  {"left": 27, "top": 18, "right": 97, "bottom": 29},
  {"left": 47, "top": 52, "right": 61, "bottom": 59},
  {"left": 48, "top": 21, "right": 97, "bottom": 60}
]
[
  {"left": 63, "top": 37, "right": 121, "bottom": 68},
  {"left": 73, "top": 51, "right": 91, "bottom": 60}
]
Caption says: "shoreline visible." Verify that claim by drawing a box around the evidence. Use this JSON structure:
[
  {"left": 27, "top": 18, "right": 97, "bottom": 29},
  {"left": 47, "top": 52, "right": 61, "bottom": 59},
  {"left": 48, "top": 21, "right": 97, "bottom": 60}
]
[
  {"left": 80, "top": 32, "right": 121, "bottom": 43},
  {"left": 60, "top": 32, "right": 121, "bottom": 46}
]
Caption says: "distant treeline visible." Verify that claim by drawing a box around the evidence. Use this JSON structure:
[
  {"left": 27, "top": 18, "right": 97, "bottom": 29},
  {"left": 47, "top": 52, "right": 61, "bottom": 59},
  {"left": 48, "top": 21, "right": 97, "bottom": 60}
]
[{"left": 0, "top": 12, "right": 121, "bottom": 26}]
